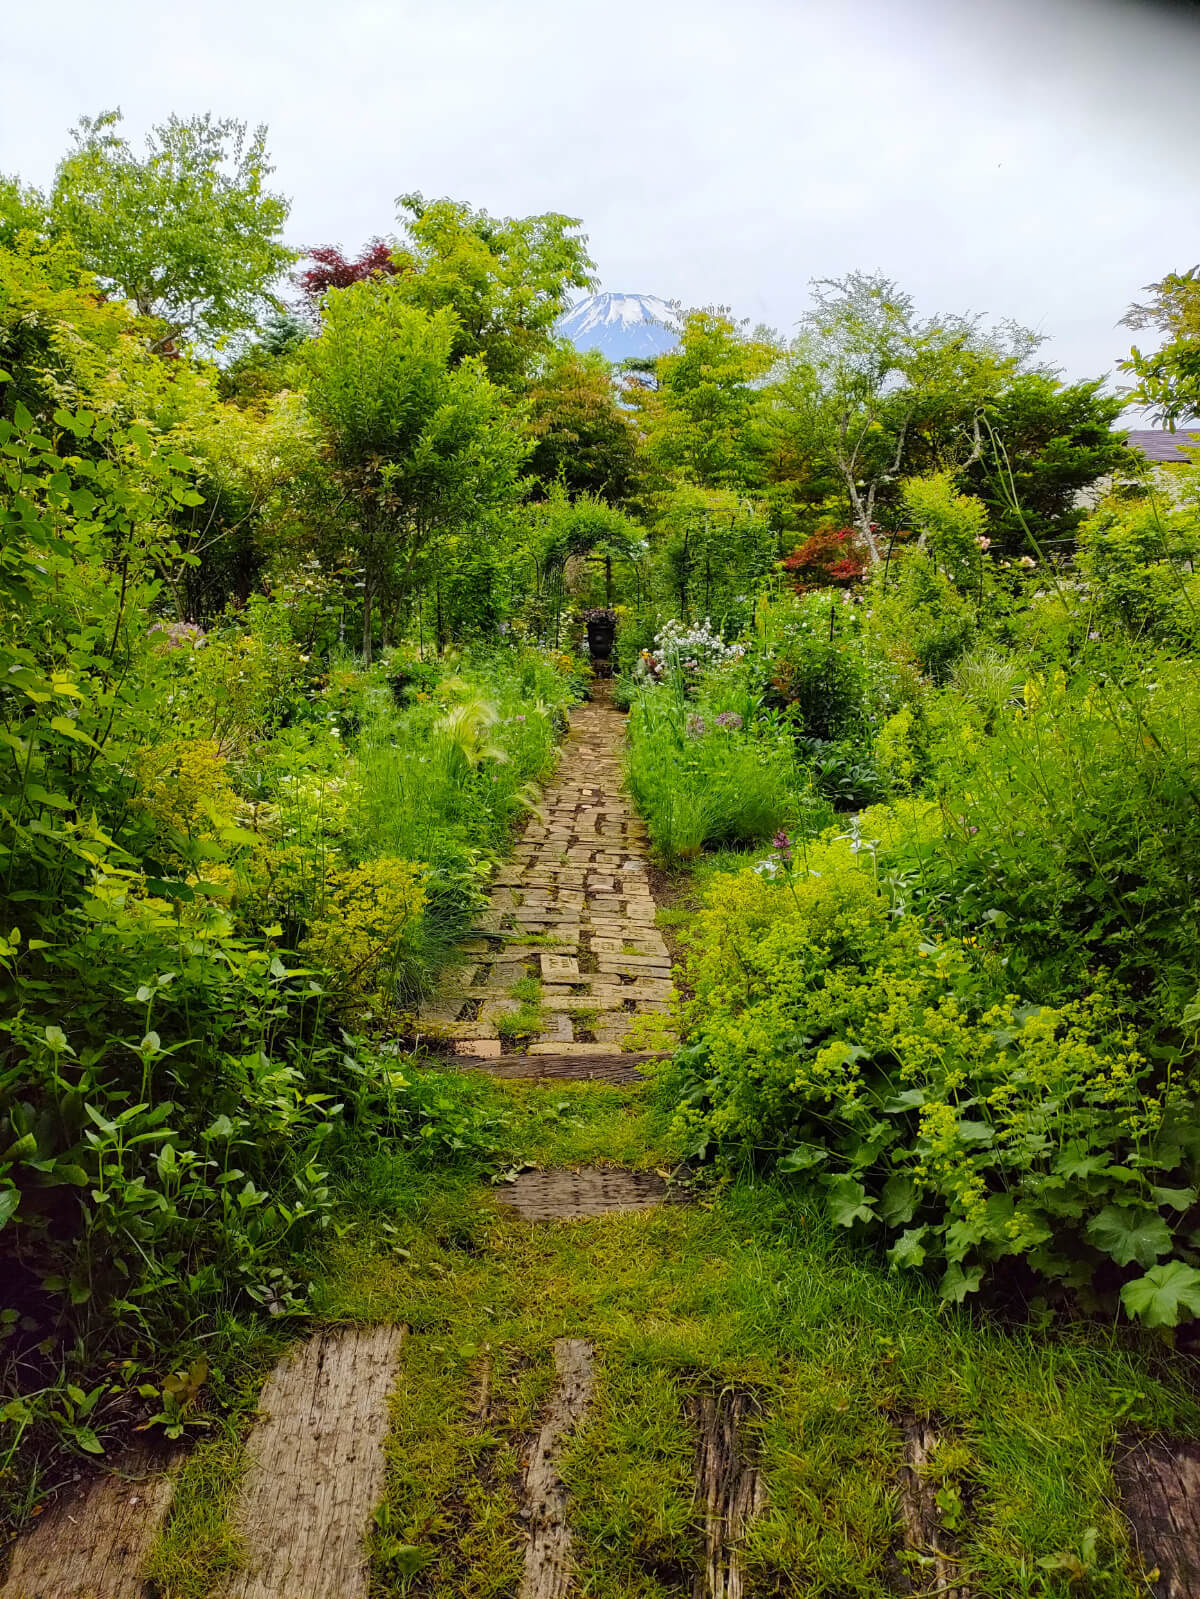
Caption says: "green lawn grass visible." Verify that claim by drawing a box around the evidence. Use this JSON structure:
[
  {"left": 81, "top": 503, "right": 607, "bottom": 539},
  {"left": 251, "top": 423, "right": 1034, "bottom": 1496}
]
[{"left": 148, "top": 1071, "right": 1200, "bottom": 1599}]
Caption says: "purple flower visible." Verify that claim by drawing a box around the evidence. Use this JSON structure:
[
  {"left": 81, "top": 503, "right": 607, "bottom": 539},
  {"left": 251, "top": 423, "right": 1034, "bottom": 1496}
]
[
  {"left": 772, "top": 830, "right": 791, "bottom": 851},
  {"left": 714, "top": 711, "right": 744, "bottom": 731},
  {"left": 685, "top": 713, "right": 709, "bottom": 739}
]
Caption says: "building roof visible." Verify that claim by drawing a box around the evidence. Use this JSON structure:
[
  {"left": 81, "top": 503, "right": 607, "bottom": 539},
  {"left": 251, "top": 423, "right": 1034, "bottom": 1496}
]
[{"left": 1126, "top": 429, "right": 1200, "bottom": 464}]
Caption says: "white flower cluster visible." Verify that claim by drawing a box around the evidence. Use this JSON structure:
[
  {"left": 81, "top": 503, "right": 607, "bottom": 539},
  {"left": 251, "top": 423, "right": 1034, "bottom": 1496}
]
[{"left": 642, "top": 618, "right": 744, "bottom": 681}]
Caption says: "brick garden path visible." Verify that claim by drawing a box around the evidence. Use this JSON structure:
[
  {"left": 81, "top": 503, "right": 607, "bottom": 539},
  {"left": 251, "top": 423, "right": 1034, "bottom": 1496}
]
[{"left": 418, "top": 692, "right": 676, "bottom": 1069}]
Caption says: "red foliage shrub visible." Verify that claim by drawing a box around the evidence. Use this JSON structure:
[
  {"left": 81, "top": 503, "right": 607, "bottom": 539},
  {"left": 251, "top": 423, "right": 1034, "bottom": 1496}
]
[
  {"left": 295, "top": 241, "right": 404, "bottom": 304},
  {"left": 780, "top": 527, "right": 868, "bottom": 591}
]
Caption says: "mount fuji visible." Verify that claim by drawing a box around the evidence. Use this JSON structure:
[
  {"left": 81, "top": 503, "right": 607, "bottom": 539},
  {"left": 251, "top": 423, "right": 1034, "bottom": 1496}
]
[{"left": 555, "top": 292, "right": 681, "bottom": 363}]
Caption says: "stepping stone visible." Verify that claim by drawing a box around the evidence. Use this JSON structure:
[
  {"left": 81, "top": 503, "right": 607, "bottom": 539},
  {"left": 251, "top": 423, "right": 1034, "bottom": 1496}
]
[
  {"left": 519, "top": 1339, "right": 594, "bottom": 1599},
  {"left": 496, "top": 1167, "right": 669, "bottom": 1220},
  {"left": 541, "top": 954, "right": 580, "bottom": 979},
  {"left": 218, "top": 1327, "right": 404, "bottom": 1599},
  {"left": 0, "top": 1444, "right": 179, "bottom": 1599}
]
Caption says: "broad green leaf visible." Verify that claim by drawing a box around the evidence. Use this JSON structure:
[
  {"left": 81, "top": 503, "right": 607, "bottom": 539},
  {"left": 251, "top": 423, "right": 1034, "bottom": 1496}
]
[
  {"left": 1121, "top": 1263, "right": 1200, "bottom": 1328},
  {"left": 1150, "top": 1186, "right": 1197, "bottom": 1212},
  {"left": 387, "top": 1546, "right": 433, "bottom": 1578},
  {"left": 777, "top": 1145, "right": 827, "bottom": 1174},
  {"left": 825, "top": 1175, "right": 876, "bottom": 1229},
  {"left": 1086, "top": 1205, "right": 1172, "bottom": 1268},
  {"left": 50, "top": 715, "right": 98, "bottom": 748},
  {"left": 143, "top": 878, "right": 195, "bottom": 902},
  {"left": 888, "top": 1226, "right": 928, "bottom": 1270},
  {"left": 0, "top": 1187, "right": 18, "bottom": 1229},
  {"left": 25, "top": 785, "right": 73, "bottom": 810},
  {"left": 939, "top": 1262, "right": 984, "bottom": 1303},
  {"left": 1, "top": 1133, "right": 38, "bottom": 1165},
  {"left": 882, "top": 1088, "right": 926, "bottom": 1113},
  {"left": 955, "top": 1119, "right": 995, "bottom": 1147},
  {"left": 879, "top": 1173, "right": 918, "bottom": 1226}
]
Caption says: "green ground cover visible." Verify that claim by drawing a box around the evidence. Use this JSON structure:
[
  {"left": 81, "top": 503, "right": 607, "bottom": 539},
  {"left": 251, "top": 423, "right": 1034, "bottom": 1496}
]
[{"left": 147, "top": 1070, "right": 1198, "bottom": 1599}]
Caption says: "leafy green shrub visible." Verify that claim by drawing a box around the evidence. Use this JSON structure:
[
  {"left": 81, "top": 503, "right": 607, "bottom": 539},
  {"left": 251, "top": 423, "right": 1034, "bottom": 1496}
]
[
  {"left": 901, "top": 471, "right": 990, "bottom": 591},
  {"left": 667, "top": 841, "right": 1200, "bottom": 1325},
  {"left": 1075, "top": 498, "right": 1200, "bottom": 645},
  {"left": 303, "top": 857, "right": 428, "bottom": 1009},
  {"left": 0, "top": 392, "right": 568, "bottom": 1484},
  {"left": 748, "top": 591, "right": 878, "bottom": 741},
  {"left": 874, "top": 550, "right": 977, "bottom": 680},
  {"left": 798, "top": 735, "right": 885, "bottom": 810}
]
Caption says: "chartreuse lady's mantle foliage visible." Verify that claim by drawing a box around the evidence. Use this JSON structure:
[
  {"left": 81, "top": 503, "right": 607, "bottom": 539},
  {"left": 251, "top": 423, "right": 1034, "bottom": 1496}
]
[{"left": 668, "top": 831, "right": 1200, "bottom": 1323}]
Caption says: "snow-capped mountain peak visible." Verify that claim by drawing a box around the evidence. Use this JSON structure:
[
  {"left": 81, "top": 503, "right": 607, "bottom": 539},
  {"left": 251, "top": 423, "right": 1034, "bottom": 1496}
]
[{"left": 555, "top": 292, "right": 681, "bottom": 362}]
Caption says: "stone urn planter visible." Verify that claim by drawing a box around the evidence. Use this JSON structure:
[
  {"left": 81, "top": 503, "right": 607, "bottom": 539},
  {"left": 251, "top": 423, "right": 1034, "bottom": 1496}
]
[{"left": 584, "top": 608, "right": 616, "bottom": 661}]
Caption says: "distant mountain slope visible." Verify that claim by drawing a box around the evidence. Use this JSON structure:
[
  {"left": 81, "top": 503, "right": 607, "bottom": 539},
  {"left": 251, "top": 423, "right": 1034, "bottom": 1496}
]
[{"left": 555, "top": 292, "right": 681, "bottom": 362}]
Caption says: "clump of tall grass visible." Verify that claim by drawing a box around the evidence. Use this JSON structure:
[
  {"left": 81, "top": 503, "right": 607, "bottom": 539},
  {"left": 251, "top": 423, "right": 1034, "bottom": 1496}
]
[{"left": 627, "top": 685, "right": 827, "bottom": 864}]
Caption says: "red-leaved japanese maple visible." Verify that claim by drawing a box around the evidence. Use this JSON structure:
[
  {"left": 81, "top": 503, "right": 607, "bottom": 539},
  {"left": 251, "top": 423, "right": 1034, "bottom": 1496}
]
[
  {"left": 295, "top": 240, "right": 403, "bottom": 305},
  {"left": 780, "top": 527, "right": 868, "bottom": 591}
]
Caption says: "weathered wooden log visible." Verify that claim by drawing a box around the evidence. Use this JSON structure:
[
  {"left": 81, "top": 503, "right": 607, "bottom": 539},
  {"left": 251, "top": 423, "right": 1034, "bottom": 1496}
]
[
  {"left": 1115, "top": 1435, "right": 1200, "bottom": 1598},
  {"left": 218, "top": 1326, "right": 404, "bottom": 1599},
  {"left": 0, "top": 1446, "right": 178, "bottom": 1599},
  {"left": 895, "top": 1418, "right": 969, "bottom": 1597},
  {"left": 689, "top": 1389, "right": 766, "bottom": 1599},
  {"left": 518, "top": 1338, "right": 594, "bottom": 1599}
]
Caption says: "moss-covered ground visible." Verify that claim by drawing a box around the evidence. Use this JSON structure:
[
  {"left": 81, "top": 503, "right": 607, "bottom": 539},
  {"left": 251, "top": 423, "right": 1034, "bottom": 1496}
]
[{"left": 149, "top": 1070, "right": 1200, "bottom": 1599}]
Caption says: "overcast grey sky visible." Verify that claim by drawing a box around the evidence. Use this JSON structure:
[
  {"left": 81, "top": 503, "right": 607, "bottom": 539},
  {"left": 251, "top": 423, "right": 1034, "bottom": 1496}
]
[{"left": 3, "top": 0, "right": 1198, "bottom": 397}]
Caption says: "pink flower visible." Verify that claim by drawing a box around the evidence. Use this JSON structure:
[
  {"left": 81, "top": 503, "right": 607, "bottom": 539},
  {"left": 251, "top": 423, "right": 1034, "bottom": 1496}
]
[{"left": 974, "top": 536, "right": 991, "bottom": 551}]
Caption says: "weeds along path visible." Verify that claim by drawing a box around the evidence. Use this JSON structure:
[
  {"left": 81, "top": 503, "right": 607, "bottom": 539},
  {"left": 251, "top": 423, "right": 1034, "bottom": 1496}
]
[
  {"left": 419, "top": 687, "right": 677, "bottom": 1076},
  {"left": 9, "top": 692, "right": 1200, "bottom": 1598}
]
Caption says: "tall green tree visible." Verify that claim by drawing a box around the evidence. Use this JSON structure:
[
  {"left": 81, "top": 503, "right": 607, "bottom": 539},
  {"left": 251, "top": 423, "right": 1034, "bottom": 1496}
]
[
  {"left": 391, "top": 193, "right": 594, "bottom": 388},
  {"left": 303, "top": 281, "right": 527, "bottom": 661},
  {"left": 51, "top": 110, "right": 295, "bottom": 350},
  {"left": 526, "top": 345, "right": 639, "bottom": 501},
  {"left": 964, "top": 374, "right": 1133, "bottom": 554},
  {"left": 1121, "top": 266, "right": 1200, "bottom": 427},
  {"left": 0, "top": 176, "right": 49, "bottom": 250},
  {"left": 768, "top": 273, "right": 1038, "bottom": 561},
  {"left": 641, "top": 309, "right": 776, "bottom": 492}
]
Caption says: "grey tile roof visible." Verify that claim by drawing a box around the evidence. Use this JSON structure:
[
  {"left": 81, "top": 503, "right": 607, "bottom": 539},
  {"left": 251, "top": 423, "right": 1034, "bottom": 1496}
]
[{"left": 1126, "top": 430, "right": 1200, "bottom": 464}]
